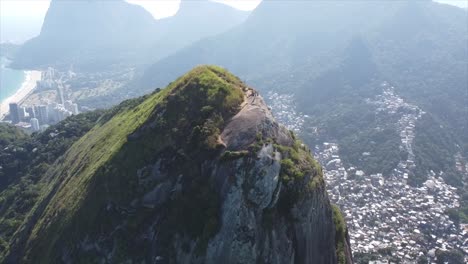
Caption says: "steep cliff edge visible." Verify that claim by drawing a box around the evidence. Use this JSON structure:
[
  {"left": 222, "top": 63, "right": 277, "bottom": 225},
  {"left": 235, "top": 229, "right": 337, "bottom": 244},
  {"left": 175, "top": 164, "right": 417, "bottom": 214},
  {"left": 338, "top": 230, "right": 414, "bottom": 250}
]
[{"left": 3, "top": 66, "right": 352, "bottom": 263}]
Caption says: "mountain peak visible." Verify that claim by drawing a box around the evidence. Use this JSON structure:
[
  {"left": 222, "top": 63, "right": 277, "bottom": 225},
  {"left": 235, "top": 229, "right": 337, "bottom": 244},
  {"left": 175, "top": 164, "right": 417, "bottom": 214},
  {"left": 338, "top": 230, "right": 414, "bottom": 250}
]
[
  {"left": 162, "top": 65, "right": 246, "bottom": 119},
  {"left": 169, "top": 65, "right": 245, "bottom": 92},
  {"left": 178, "top": 0, "right": 244, "bottom": 13}
]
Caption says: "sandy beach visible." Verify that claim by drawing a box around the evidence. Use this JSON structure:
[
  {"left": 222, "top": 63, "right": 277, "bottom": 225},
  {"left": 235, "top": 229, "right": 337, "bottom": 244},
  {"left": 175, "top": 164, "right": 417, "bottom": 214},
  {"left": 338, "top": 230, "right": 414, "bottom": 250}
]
[{"left": 0, "top": 70, "right": 42, "bottom": 120}]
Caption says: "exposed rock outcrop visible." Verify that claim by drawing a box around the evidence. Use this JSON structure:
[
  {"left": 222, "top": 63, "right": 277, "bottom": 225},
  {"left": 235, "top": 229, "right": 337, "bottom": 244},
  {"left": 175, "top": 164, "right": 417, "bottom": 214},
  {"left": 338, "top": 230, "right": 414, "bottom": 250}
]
[
  {"left": 206, "top": 89, "right": 343, "bottom": 263},
  {"left": 221, "top": 88, "right": 292, "bottom": 150}
]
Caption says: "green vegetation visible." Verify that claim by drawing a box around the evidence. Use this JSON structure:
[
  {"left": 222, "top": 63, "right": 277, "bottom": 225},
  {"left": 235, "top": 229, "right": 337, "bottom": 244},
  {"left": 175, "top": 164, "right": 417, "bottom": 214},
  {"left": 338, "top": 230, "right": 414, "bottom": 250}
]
[
  {"left": 0, "top": 111, "right": 104, "bottom": 260},
  {"left": 280, "top": 158, "right": 304, "bottom": 181},
  {"left": 411, "top": 114, "right": 468, "bottom": 223},
  {"left": 220, "top": 150, "right": 249, "bottom": 161},
  {"left": 446, "top": 207, "right": 468, "bottom": 226},
  {"left": 271, "top": 134, "right": 325, "bottom": 215},
  {"left": 301, "top": 86, "right": 404, "bottom": 179},
  {"left": 339, "top": 127, "right": 402, "bottom": 176},
  {"left": 332, "top": 204, "right": 346, "bottom": 264},
  {"left": 353, "top": 252, "right": 404, "bottom": 264},
  {"left": 0, "top": 123, "right": 27, "bottom": 146},
  {"left": 412, "top": 114, "right": 462, "bottom": 186},
  {"left": 0, "top": 124, "right": 29, "bottom": 189},
  {"left": 275, "top": 138, "right": 323, "bottom": 189},
  {"left": 435, "top": 249, "right": 464, "bottom": 264},
  {"left": 353, "top": 252, "right": 379, "bottom": 264}
]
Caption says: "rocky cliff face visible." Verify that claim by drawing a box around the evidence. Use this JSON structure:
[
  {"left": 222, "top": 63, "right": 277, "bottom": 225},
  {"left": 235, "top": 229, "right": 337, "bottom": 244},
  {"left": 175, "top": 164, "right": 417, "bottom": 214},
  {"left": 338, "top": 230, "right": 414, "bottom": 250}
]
[
  {"left": 3, "top": 66, "right": 352, "bottom": 263},
  {"left": 203, "top": 90, "right": 337, "bottom": 264}
]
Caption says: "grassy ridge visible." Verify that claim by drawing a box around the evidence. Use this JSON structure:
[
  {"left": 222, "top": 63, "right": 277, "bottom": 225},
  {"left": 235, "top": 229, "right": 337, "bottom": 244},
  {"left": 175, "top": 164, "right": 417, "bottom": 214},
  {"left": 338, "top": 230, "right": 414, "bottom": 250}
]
[
  {"left": 0, "top": 112, "right": 104, "bottom": 259},
  {"left": 24, "top": 87, "right": 169, "bottom": 261}
]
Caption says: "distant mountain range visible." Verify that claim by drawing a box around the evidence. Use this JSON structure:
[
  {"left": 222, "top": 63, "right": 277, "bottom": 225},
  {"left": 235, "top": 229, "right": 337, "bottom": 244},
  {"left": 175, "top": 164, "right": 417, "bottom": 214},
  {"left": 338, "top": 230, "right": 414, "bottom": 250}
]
[
  {"left": 11, "top": 0, "right": 249, "bottom": 70},
  {"left": 133, "top": 0, "right": 467, "bottom": 188}
]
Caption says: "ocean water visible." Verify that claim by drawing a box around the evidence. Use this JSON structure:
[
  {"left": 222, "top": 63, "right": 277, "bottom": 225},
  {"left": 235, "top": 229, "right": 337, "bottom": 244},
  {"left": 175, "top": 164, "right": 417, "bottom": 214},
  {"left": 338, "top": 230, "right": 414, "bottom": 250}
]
[{"left": 0, "top": 56, "right": 25, "bottom": 103}]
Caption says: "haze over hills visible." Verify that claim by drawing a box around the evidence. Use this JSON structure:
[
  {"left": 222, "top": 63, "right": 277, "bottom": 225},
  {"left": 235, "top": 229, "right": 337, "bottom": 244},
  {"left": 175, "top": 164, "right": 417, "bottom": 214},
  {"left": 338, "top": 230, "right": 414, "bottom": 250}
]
[
  {"left": 11, "top": 0, "right": 250, "bottom": 70},
  {"left": 138, "top": 0, "right": 404, "bottom": 90},
  {"left": 148, "top": 0, "right": 249, "bottom": 63},
  {"left": 0, "top": 66, "right": 351, "bottom": 263},
  {"left": 136, "top": 0, "right": 467, "bottom": 186}
]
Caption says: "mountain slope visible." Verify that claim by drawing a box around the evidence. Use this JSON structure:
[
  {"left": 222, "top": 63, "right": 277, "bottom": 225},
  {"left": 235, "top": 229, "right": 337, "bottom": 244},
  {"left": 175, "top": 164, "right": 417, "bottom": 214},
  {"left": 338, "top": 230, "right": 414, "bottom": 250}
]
[{"left": 1, "top": 66, "right": 351, "bottom": 263}]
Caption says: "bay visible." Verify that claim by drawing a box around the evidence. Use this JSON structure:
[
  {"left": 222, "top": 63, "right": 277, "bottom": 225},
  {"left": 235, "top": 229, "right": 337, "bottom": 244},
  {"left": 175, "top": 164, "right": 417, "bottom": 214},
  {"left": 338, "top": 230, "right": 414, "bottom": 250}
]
[{"left": 0, "top": 56, "right": 26, "bottom": 103}]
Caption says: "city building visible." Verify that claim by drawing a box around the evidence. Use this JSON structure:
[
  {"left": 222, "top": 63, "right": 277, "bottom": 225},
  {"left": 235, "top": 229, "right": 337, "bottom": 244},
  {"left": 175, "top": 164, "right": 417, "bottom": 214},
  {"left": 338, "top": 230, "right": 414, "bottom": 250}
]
[
  {"left": 26, "top": 106, "right": 36, "bottom": 119},
  {"left": 9, "top": 103, "right": 20, "bottom": 124},
  {"left": 64, "top": 100, "right": 73, "bottom": 111},
  {"left": 35, "top": 105, "right": 48, "bottom": 125},
  {"left": 65, "top": 100, "right": 80, "bottom": 115},
  {"left": 30, "top": 118, "right": 40, "bottom": 132},
  {"left": 49, "top": 104, "right": 71, "bottom": 123},
  {"left": 268, "top": 85, "right": 466, "bottom": 262},
  {"left": 37, "top": 67, "right": 57, "bottom": 90},
  {"left": 18, "top": 106, "right": 26, "bottom": 122},
  {"left": 71, "top": 103, "right": 79, "bottom": 115},
  {"left": 56, "top": 86, "right": 65, "bottom": 105}
]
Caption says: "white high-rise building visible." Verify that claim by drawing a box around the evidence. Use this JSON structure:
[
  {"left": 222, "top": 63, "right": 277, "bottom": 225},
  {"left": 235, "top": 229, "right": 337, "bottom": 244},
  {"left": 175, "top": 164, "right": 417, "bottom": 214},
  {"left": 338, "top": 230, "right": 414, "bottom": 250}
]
[
  {"left": 64, "top": 100, "right": 73, "bottom": 111},
  {"left": 47, "top": 103, "right": 58, "bottom": 123},
  {"left": 35, "top": 105, "right": 49, "bottom": 125},
  {"left": 57, "top": 86, "right": 65, "bottom": 105},
  {"left": 64, "top": 100, "right": 79, "bottom": 115},
  {"left": 26, "top": 107, "right": 36, "bottom": 119},
  {"left": 50, "top": 104, "right": 72, "bottom": 123},
  {"left": 18, "top": 106, "right": 26, "bottom": 122},
  {"left": 30, "top": 118, "right": 40, "bottom": 132},
  {"left": 71, "top": 103, "right": 79, "bottom": 115}
]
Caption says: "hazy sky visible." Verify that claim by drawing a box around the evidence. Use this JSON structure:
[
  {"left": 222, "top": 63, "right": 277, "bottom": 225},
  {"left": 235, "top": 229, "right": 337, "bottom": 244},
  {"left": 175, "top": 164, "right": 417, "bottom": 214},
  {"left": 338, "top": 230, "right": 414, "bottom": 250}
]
[
  {"left": 2, "top": 0, "right": 465, "bottom": 19},
  {"left": 0, "top": 0, "right": 466, "bottom": 43},
  {"left": 0, "top": 0, "right": 261, "bottom": 43},
  {"left": 0, "top": 0, "right": 261, "bottom": 19}
]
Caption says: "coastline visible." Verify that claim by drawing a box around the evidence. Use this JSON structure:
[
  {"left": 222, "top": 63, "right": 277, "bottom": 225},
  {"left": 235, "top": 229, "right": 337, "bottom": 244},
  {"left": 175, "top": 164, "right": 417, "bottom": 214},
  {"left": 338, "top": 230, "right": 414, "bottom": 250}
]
[{"left": 0, "top": 70, "right": 42, "bottom": 120}]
